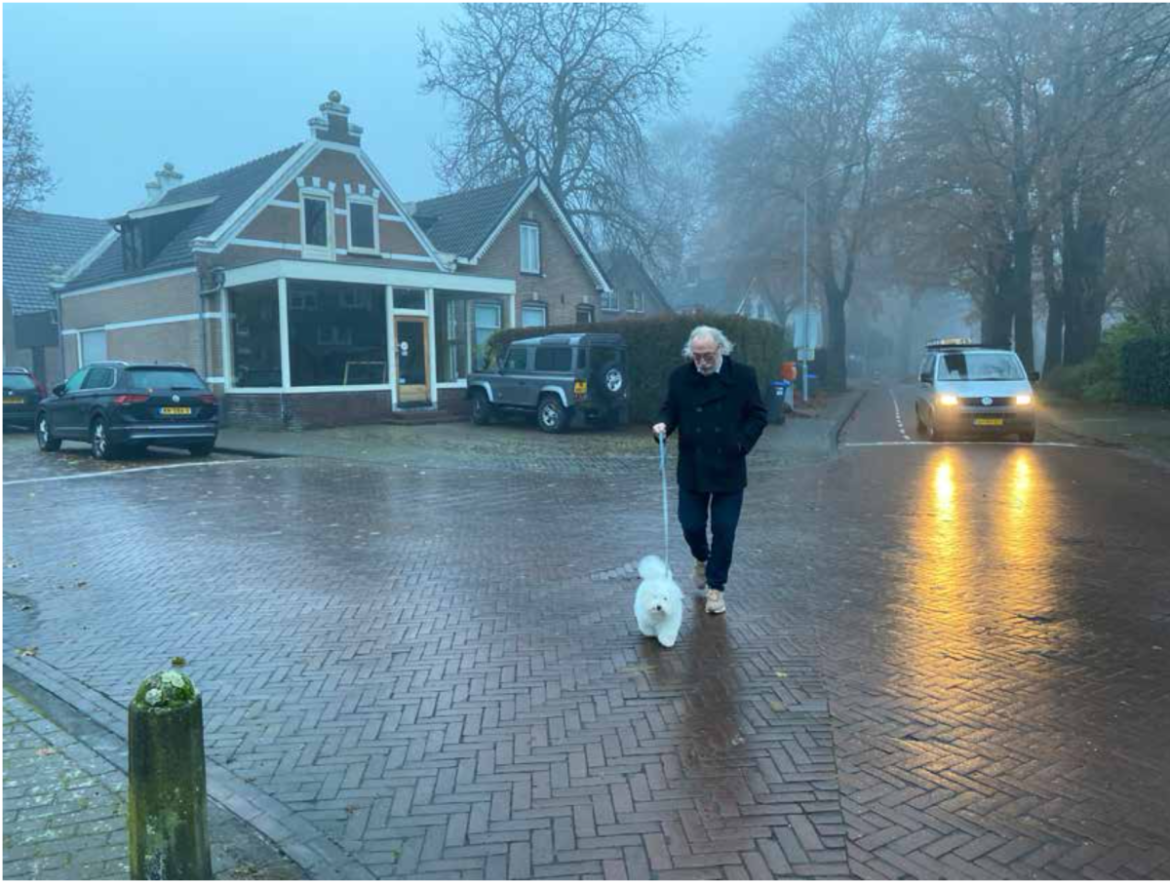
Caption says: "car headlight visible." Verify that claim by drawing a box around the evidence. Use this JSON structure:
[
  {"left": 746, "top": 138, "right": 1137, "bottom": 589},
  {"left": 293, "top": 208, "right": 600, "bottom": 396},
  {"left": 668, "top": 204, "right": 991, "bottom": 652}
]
[
  {"left": 1015, "top": 394, "right": 1033, "bottom": 406},
  {"left": 938, "top": 393, "right": 959, "bottom": 406}
]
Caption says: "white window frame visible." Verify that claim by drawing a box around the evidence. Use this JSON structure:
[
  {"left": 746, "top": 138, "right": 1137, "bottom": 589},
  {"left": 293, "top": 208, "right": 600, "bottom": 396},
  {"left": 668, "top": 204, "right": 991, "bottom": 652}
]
[
  {"left": 521, "top": 302, "right": 548, "bottom": 328},
  {"left": 601, "top": 289, "right": 619, "bottom": 311},
  {"left": 300, "top": 189, "right": 335, "bottom": 261},
  {"left": 345, "top": 195, "right": 380, "bottom": 256},
  {"left": 519, "top": 223, "right": 541, "bottom": 275},
  {"left": 473, "top": 301, "right": 503, "bottom": 371}
]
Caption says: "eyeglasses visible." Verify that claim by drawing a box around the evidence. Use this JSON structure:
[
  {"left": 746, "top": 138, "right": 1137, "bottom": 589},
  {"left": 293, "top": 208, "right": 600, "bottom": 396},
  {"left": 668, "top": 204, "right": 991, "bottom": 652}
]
[{"left": 692, "top": 350, "right": 718, "bottom": 363}]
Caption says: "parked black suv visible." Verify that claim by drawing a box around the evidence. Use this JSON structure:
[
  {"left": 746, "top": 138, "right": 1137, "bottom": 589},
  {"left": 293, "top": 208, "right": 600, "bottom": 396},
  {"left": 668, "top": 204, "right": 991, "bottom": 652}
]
[
  {"left": 3, "top": 367, "right": 47, "bottom": 431},
  {"left": 467, "top": 333, "right": 629, "bottom": 433},
  {"left": 36, "top": 362, "right": 219, "bottom": 459}
]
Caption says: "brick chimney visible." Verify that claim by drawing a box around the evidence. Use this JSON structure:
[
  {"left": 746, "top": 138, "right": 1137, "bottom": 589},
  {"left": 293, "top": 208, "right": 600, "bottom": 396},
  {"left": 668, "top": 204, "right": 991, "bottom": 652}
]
[
  {"left": 144, "top": 162, "right": 184, "bottom": 203},
  {"left": 308, "top": 90, "right": 363, "bottom": 146}
]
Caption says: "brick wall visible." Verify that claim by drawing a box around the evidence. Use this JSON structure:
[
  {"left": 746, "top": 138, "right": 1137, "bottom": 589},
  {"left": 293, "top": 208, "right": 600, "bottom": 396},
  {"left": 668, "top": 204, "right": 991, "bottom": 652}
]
[
  {"left": 60, "top": 272, "right": 199, "bottom": 329},
  {"left": 471, "top": 194, "right": 600, "bottom": 327},
  {"left": 223, "top": 390, "right": 395, "bottom": 430}
]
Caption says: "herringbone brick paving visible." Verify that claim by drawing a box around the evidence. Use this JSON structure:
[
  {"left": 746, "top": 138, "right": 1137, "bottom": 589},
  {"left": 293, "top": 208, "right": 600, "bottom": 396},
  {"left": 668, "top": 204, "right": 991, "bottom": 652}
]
[{"left": 5, "top": 424, "right": 1170, "bottom": 879}]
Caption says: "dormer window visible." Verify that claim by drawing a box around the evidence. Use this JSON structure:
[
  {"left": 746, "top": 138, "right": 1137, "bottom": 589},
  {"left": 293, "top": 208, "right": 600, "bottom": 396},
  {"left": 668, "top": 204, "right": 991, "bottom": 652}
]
[
  {"left": 346, "top": 196, "right": 378, "bottom": 255},
  {"left": 300, "top": 190, "right": 335, "bottom": 259},
  {"left": 520, "top": 222, "right": 541, "bottom": 275}
]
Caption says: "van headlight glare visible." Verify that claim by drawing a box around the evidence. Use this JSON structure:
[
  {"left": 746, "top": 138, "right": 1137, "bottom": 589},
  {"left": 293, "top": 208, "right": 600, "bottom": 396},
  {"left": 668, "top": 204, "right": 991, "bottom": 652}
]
[
  {"left": 1015, "top": 394, "right": 1033, "bottom": 406},
  {"left": 938, "top": 394, "right": 959, "bottom": 406}
]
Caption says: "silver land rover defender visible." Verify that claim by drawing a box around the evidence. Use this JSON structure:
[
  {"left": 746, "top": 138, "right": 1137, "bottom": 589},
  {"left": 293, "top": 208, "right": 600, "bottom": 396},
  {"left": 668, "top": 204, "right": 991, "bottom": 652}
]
[{"left": 467, "top": 333, "right": 629, "bottom": 433}]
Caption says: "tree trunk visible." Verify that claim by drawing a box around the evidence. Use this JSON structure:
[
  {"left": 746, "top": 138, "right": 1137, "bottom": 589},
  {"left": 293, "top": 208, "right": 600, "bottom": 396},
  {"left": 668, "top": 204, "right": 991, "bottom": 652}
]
[
  {"left": 825, "top": 286, "right": 848, "bottom": 392},
  {"left": 984, "top": 248, "right": 1014, "bottom": 349},
  {"left": 1042, "top": 229, "right": 1063, "bottom": 373},
  {"left": 1011, "top": 227, "right": 1036, "bottom": 372},
  {"left": 1080, "top": 217, "right": 1108, "bottom": 360}
]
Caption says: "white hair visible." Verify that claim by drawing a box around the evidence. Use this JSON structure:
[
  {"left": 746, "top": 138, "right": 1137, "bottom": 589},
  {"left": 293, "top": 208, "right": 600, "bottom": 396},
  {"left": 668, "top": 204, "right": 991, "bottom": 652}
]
[{"left": 682, "top": 325, "right": 735, "bottom": 359}]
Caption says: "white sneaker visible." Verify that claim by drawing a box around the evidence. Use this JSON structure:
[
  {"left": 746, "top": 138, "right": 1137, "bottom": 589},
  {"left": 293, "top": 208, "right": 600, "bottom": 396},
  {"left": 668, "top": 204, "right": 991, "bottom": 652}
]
[{"left": 705, "top": 589, "right": 726, "bottom": 615}]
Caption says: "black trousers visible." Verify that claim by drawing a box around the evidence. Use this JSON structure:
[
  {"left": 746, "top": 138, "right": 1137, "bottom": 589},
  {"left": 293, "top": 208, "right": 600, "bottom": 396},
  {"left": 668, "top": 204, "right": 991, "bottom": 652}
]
[{"left": 677, "top": 488, "right": 745, "bottom": 590}]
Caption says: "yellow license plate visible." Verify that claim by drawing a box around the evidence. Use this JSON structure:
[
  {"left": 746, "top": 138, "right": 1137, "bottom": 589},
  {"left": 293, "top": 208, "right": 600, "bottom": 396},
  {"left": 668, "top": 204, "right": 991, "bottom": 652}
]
[
  {"left": 574, "top": 381, "right": 587, "bottom": 395},
  {"left": 4, "top": 397, "right": 22, "bottom": 404},
  {"left": 161, "top": 406, "right": 192, "bottom": 415},
  {"left": 974, "top": 417, "right": 1004, "bottom": 426}
]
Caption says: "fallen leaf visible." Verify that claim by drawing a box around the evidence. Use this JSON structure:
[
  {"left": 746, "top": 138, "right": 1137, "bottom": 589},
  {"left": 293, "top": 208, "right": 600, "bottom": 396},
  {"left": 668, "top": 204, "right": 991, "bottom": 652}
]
[
  {"left": 171, "top": 656, "right": 187, "bottom": 667},
  {"left": 15, "top": 646, "right": 38, "bottom": 657}
]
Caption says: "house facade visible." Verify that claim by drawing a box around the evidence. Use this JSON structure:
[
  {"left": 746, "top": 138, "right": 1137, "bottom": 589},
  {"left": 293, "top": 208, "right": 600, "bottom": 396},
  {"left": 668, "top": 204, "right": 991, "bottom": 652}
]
[
  {"left": 53, "top": 92, "right": 611, "bottom": 428},
  {"left": 3, "top": 210, "right": 111, "bottom": 386},
  {"left": 596, "top": 251, "right": 673, "bottom": 320}
]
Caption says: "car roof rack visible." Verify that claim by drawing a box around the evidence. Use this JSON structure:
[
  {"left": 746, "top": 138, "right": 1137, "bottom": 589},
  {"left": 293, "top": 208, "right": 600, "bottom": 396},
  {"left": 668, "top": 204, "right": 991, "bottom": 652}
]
[{"left": 925, "top": 338, "right": 990, "bottom": 350}]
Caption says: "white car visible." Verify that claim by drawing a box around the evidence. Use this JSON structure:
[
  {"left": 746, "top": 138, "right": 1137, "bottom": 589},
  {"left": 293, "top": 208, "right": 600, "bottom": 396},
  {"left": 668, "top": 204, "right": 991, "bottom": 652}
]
[{"left": 914, "top": 340, "right": 1038, "bottom": 443}]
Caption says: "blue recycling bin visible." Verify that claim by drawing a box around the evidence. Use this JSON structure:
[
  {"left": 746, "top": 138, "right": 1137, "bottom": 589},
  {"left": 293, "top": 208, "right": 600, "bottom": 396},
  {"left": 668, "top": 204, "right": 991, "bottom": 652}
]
[{"left": 768, "top": 380, "right": 790, "bottom": 425}]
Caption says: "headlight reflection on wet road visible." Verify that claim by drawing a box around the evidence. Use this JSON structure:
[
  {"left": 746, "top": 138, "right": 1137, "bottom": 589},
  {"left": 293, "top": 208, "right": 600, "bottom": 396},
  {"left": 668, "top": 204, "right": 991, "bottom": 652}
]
[{"left": 902, "top": 447, "right": 1061, "bottom": 688}]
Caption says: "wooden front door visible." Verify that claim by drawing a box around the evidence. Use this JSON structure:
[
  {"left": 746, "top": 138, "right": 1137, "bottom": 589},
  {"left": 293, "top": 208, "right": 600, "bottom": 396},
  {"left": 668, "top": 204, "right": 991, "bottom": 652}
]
[{"left": 395, "top": 317, "right": 430, "bottom": 405}]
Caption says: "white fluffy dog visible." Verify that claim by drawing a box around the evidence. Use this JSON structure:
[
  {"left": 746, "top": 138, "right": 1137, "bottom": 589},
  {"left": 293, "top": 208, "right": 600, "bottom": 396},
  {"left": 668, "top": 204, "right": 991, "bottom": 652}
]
[{"left": 634, "top": 555, "right": 684, "bottom": 648}]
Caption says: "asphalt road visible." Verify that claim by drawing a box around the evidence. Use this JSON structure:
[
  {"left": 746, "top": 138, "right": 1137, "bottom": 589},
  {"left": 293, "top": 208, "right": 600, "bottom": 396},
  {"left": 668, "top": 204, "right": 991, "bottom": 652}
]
[{"left": 4, "top": 394, "right": 1169, "bottom": 879}]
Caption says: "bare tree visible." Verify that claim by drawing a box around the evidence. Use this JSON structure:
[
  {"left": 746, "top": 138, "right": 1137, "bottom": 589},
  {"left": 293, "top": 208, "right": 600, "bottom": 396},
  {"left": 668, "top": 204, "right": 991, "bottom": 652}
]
[
  {"left": 717, "top": 4, "right": 898, "bottom": 390},
  {"left": 628, "top": 118, "right": 716, "bottom": 290},
  {"left": 418, "top": 4, "right": 703, "bottom": 251},
  {"left": 3, "top": 71, "right": 55, "bottom": 213}
]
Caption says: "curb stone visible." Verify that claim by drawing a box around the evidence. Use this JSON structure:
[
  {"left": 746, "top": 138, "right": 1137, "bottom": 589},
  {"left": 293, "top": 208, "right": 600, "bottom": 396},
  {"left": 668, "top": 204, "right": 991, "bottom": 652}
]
[{"left": 5, "top": 655, "right": 376, "bottom": 880}]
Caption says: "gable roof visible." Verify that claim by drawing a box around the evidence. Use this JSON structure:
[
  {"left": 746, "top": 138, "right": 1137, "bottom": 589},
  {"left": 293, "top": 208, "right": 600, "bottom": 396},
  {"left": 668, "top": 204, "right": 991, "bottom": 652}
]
[
  {"left": 413, "top": 174, "right": 611, "bottom": 292},
  {"left": 669, "top": 276, "right": 733, "bottom": 313},
  {"left": 62, "top": 144, "right": 302, "bottom": 292},
  {"left": 597, "top": 251, "right": 671, "bottom": 312},
  {"left": 413, "top": 176, "right": 533, "bottom": 259},
  {"left": 2, "top": 211, "right": 111, "bottom": 314}
]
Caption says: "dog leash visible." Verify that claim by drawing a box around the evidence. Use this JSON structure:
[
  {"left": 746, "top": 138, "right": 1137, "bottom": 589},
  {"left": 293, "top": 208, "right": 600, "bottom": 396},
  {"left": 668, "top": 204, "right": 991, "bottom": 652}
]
[{"left": 658, "top": 432, "right": 670, "bottom": 573}]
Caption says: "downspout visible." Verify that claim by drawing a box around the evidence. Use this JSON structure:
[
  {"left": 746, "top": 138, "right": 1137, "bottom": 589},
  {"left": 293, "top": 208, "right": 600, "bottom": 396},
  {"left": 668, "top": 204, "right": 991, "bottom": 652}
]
[{"left": 196, "top": 267, "right": 225, "bottom": 381}]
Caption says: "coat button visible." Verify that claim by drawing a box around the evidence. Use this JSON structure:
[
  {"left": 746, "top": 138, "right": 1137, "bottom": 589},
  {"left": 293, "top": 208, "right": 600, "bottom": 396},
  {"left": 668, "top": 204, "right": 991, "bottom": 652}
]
[
  {"left": 696, "top": 406, "right": 703, "bottom": 412},
  {"left": 715, "top": 427, "right": 722, "bottom": 433}
]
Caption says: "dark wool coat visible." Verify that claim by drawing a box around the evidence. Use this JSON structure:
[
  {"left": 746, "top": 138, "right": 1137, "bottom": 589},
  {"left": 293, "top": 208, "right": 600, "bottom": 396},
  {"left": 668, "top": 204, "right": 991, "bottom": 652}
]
[{"left": 658, "top": 356, "right": 769, "bottom": 493}]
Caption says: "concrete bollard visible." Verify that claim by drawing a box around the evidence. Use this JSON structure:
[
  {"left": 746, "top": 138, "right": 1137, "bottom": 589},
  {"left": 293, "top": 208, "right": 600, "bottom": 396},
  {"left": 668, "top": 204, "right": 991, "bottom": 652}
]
[{"left": 127, "top": 669, "right": 213, "bottom": 880}]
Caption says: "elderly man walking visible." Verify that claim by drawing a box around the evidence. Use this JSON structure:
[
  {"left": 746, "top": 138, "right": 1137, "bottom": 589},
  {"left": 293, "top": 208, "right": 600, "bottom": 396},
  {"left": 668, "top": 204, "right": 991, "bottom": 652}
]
[{"left": 653, "top": 326, "right": 768, "bottom": 615}]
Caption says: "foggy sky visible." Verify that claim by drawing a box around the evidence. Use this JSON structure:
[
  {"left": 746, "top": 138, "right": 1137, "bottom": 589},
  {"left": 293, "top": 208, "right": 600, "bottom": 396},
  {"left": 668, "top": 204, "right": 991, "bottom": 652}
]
[{"left": 3, "top": 3, "right": 801, "bottom": 220}]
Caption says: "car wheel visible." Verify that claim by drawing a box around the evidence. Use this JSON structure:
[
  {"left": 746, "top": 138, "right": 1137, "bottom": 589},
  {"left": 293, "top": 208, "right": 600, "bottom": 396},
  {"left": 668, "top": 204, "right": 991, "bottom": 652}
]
[
  {"left": 537, "top": 395, "right": 569, "bottom": 433},
  {"left": 470, "top": 390, "right": 494, "bottom": 426},
  {"left": 1018, "top": 429, "right": 1036, "bottom": 443},
  {"left": 188, "top": 441, "right": 215, "bottom": 457},
  {"left": 36, "top": 412, "right": 61, "bottom": 452},
  {"left": 90, "top": 417, "right": 119, "bottom": 460},
  {"left": 927, "top": 417, "right": 946, "bottom": 443},
  {"left": 915, "top": 405, "right": 927, "bottom": 437}
]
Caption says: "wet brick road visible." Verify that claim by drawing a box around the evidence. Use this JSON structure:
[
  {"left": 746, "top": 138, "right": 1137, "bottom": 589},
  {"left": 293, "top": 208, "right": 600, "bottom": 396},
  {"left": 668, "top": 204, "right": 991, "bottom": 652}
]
[{"left": 4, "top": 390, "right": 1169, "bottom": 879}]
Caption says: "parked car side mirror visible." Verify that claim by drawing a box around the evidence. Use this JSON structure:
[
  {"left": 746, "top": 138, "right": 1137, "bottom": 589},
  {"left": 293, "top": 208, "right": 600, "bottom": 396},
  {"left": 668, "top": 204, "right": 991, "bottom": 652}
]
[
  {"left": 919, "top": 372, "right": 932, "bottom": 384},
  {"left": 1029, "top": 371, "right": 1041, "bottom": 382},
  {"left": 52, "top": 383, "right": 66, "bottom": 396}
]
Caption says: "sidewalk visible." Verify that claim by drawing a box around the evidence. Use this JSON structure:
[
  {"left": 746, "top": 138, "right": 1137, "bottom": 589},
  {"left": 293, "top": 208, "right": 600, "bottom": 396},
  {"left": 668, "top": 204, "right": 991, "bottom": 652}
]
[
  {"left": 1039, "top": 396, "right": 1170, "bottom": 464},
  {"left": 213, "top": 388, "right": 866, "bottom": 466},
  {"left": 2, "top": 671, "right": 303, "bottom": 881}
]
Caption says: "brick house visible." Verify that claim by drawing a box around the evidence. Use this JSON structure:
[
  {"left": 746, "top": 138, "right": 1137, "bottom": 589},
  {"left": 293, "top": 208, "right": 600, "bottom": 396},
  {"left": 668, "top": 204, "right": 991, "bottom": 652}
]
[
  {"left": 3, "top": 210, "right": 110, "bottom": 386},
  {"left": 53, "top": 92, "right": 612, "bottom": 428},
  {"left": 596, "top": 250, "right": 673, "bottom": 320}
]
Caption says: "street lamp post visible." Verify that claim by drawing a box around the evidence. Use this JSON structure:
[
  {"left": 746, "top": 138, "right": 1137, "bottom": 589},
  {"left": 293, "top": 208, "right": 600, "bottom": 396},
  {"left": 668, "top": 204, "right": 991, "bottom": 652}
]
[{"left": 800, "top": 162, "right": 859, "bottom": 403}]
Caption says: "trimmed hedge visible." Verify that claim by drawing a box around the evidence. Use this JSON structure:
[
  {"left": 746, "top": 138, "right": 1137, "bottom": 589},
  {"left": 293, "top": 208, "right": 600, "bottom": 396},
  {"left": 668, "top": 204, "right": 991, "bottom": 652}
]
[
  {"left": 486, "top": 312, "right": 788, "bottom": 423},
  {"left": 1120, "top": 337, "right": 1170, "bottom": 407}
]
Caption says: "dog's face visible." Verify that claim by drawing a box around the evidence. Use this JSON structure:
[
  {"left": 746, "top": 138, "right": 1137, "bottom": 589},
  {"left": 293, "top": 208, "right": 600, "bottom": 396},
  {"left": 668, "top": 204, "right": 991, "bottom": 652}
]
[{"left": 641, "top": 583, "right": 679, "bottom": 621}]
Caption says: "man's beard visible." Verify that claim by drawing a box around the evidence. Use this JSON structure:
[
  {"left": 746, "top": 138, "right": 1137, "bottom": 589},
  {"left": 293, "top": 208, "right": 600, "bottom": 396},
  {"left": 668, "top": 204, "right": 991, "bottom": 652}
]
[{"left": 697, "top": 354, "right": 723, "bottom": 376}]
